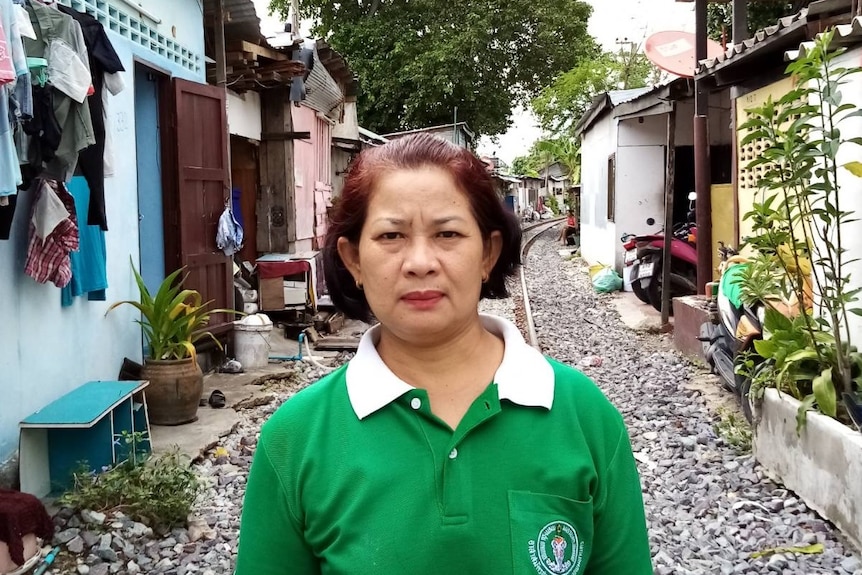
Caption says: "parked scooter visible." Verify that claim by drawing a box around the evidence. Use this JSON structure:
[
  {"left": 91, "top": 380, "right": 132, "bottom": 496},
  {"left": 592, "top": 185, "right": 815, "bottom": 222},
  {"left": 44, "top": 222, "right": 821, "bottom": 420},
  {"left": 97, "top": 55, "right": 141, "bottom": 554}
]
[
  {"left": 699, "top": 244, "right": 762, "bottom": 421},
  {"left": 623, "top": 192, "right": 698, "bottom": 314}
]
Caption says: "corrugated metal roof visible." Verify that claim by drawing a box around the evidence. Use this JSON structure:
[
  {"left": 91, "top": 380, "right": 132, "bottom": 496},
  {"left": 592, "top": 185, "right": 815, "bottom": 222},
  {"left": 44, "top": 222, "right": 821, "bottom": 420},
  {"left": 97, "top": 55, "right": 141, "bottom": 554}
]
[
  {"left": 574, "top": 86, "right": 658, "bottom": 136},
  {"left": 304, "top": 39, "right": 347, "bottom": 119},
  {"left": 697, "top": 9, "right": 808, "bottom": 73},
  {"left": 609, "top": 87, "right": 653, "bottom": 105},
  {"left": 786, "top": 15, "right": 862, "bottom": 60}
]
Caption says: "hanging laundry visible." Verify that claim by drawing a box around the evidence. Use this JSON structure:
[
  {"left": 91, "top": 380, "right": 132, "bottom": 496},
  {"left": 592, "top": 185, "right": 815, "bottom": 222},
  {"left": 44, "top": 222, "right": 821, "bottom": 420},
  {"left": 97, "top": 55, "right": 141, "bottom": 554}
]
[
  {"left": 23, "top": 1, "right": 95, "bottom": 182},
  {"left": 216, "top": 205, "right": 244, "bottom": 257},
  {"left": 62, "top": 176, "right": 107, "bottom": 306},
  {"left": 0, "top": 20, "right": 17, "bottom": 84},
  {"left": 24, "top": 178, "right": 79, "bottom": 287},
  {"left": 58, "top": 5, "right": 124, "bottom": 230},
  {"left": 0, "top": 0, "right": 27, "bottom": 198}
]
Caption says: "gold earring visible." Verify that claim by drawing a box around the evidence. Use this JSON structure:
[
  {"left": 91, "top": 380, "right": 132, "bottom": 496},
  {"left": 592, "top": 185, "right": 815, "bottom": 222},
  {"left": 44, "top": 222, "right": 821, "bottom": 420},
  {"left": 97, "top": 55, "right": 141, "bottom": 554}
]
[{"left": 356, "top": 279, "right": 363, "bottom": 291}]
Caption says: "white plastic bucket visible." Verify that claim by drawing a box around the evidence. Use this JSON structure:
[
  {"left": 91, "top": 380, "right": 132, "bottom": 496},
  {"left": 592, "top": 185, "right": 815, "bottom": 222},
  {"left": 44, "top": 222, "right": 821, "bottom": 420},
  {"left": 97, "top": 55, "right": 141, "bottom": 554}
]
[
  {"left": 622, "top": 265, "right": 635, "bottom": 292},
  {"left": 233, "top": 314, "right": 273, "bottom": 370}
]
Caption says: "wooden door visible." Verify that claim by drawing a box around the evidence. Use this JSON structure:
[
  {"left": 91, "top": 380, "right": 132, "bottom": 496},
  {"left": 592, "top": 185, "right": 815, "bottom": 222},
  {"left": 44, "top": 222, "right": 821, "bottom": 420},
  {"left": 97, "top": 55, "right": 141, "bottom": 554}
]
[
  {"left": 230, "top": 136, "right": 259, "bottom": 263},
  {"left": 171, "top": 79, "right": 233, "bottom": 333}
]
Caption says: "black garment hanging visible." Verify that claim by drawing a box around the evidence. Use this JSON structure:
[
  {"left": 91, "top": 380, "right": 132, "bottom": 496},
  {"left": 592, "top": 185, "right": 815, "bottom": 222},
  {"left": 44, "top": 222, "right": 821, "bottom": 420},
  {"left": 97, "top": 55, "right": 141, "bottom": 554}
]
[
  {"left": 22, "top": 85, "right": 63, "bottom": 164},
  {"left": 58, "top": 5, "right": 124, "bottom": 231}
]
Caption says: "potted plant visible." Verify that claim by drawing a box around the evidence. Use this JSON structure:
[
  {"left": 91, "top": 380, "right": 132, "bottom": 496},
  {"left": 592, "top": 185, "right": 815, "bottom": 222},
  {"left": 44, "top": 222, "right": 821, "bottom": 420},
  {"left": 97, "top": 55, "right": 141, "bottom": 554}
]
[{"left": 108, "top": 261, "right": 237, "bottom": 425}]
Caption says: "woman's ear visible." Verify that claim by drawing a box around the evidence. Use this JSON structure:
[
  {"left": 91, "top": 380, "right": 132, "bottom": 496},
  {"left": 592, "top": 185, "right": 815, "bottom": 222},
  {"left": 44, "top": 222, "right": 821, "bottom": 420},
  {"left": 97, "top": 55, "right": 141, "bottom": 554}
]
[
  {"left": 337, "top": 237, "right": 361, "bottom": 282},
  {"left": 483, "top": 230, "right": 503, "bottom": 276}
]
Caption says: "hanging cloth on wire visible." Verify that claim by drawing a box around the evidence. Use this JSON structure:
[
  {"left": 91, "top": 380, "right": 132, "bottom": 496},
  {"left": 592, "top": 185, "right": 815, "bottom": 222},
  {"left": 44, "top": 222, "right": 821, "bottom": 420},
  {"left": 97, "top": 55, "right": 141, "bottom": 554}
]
[{"left": 216, "top": 203, "right": 243, "bottom": 257}]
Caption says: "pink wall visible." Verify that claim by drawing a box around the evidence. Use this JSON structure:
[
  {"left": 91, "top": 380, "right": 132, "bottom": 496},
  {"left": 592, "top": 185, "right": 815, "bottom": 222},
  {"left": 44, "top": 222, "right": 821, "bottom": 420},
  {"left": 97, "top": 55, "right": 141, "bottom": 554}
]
[{"left": 292, "top": 106, "right": 333, "bottom": 251}]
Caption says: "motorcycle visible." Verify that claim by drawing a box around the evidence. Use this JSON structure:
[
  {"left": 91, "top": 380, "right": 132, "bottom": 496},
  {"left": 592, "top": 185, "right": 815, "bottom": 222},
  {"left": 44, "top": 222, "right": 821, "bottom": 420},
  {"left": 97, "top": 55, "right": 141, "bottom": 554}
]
[
  {"left": 699, "top": 244, "right": 762, "bottom": 422},
  {"left": 623, "top": 193, "right": 699, "bottom": 313}
]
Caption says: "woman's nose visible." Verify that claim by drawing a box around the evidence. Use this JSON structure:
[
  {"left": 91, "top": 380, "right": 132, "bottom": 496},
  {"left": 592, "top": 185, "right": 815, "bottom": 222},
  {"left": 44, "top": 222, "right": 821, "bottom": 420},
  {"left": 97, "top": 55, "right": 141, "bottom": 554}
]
[{"left": 402, "top": 238, "right": 440, "bottom": 276}]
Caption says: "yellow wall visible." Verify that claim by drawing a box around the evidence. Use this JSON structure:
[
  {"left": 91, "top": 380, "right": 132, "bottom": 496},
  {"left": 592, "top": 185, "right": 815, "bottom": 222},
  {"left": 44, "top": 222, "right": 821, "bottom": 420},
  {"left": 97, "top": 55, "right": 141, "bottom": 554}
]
[
  {"left": 735, "top": 76, "right": 796, "bottom": 254},
  {"left": 711, "top": 183, "right": 734, "bottom": 276}
]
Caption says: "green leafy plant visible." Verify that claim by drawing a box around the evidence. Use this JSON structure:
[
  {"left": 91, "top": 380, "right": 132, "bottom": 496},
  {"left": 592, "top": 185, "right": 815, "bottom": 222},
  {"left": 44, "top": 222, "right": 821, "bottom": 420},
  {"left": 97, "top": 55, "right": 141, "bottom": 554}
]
[
  {"left": 714, "top": 407, "right": 753, "bottom": 454},
  {"left": 738, "top": 30, "right": 862, "bottom": 427},
  {"left": 107, "top": 259, "right": 238, "bottom": 361},
  {"left": 60, "top": 433, "right": 201, "bottom": 529}
]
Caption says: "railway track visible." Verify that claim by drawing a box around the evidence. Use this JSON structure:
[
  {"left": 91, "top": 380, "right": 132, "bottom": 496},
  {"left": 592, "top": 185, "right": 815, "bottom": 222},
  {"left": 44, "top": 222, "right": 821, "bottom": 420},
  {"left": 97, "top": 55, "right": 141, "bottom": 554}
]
[{"left": 519, "top": 217, "right": 565, "bottom": 349}]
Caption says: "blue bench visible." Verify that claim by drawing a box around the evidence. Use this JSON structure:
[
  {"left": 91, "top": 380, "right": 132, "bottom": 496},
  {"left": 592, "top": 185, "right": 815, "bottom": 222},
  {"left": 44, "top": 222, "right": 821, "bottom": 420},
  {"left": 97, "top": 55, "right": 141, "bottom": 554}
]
[{"left": 19, "top": 381, "right": 151, "bottom": 497}]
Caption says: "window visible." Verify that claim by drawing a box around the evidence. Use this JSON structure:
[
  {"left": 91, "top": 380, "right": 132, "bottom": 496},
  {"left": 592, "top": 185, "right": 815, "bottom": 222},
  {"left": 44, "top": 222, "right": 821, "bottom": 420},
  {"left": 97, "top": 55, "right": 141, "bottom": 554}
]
[{"left": 607, "top": 154, "right": 616, "bottom": 222}]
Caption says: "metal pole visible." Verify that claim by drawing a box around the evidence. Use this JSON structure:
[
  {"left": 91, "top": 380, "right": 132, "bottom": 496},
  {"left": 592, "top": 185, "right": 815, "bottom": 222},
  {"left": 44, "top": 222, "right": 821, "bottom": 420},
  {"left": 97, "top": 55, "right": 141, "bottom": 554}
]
[
  {"left": 661, "top": 106, "right": 677, "bottom": 326},
  {"left": 453, "top": 106, "right": 458, "bottom": 146},
  {"left": 214, "top": 0, "right": 226, "bottom": 86},
  {"left": 694, "top": 0, "right": 713, "bottom": 292},
  {"left": 732, "top": 0, "right": 749, "bottom": 45}
]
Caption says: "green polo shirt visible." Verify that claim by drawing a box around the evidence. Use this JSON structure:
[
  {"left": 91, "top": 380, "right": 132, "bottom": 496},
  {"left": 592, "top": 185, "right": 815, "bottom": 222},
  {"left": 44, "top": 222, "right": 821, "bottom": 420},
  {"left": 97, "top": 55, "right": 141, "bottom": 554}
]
[{"left": 236, "top": 315, "right": 652, "bottom": 575}]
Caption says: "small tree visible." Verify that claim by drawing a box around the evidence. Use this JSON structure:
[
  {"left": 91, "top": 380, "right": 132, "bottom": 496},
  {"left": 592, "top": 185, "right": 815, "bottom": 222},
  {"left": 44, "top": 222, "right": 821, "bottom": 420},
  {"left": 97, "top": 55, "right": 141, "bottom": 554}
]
[{"left": 739, "top": 30, "right": 862, "bottom": 426}]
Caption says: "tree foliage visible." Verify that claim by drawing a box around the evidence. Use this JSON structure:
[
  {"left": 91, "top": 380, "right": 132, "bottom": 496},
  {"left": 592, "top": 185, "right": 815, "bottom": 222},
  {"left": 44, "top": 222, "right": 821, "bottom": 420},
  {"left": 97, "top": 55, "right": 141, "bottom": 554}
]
[
  {"left": 279, "top": 0, "right": 598, "bottom": 137},
  {"left": 707, "top": 1, "right": 813, "bottom": 42},
  {"left": 511, "top": 137, "right": 580, "bottom": 181},
  {"left": 531, "top": 47, "right": 657, "bottom": 138}
]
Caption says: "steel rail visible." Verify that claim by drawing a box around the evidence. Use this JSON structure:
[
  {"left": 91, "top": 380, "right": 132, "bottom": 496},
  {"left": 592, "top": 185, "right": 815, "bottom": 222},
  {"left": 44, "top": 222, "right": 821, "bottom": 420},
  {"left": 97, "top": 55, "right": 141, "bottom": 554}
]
[{"left": 519, "top": 217, "right": 565, "bottom": 349}]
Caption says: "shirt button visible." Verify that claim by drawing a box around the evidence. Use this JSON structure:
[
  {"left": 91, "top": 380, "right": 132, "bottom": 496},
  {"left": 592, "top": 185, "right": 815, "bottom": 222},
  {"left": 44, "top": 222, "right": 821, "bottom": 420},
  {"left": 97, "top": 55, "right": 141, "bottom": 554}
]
[
  {"left": 410, "top": 398, "right": 422, "bottom": 410},
  {"left": 449, "top": 448, "right": 458, "bottom": 459}
]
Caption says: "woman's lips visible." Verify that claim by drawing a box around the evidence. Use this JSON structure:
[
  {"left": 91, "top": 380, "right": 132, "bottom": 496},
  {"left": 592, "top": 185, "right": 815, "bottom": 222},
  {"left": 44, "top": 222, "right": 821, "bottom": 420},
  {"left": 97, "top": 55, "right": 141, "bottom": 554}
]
[{"left": 401, "top": 291, "right": 444, "bottom": 309}]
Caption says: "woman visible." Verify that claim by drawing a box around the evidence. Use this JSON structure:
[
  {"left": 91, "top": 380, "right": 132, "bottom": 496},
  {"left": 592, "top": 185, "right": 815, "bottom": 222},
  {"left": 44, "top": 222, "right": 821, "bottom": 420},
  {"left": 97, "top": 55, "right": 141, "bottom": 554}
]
[
  {"left": 559, "top": 209, "right": 578, "bottom": 245},
  {"left": 235, "top": 134, "right": 651, "bottom": 574}
]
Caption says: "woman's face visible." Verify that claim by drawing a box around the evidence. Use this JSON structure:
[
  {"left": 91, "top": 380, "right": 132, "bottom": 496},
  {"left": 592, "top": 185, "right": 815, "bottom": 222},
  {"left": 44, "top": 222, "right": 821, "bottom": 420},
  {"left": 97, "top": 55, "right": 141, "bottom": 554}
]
[{"left": 338, "top": 166, "right": 501, "bottom": 343}]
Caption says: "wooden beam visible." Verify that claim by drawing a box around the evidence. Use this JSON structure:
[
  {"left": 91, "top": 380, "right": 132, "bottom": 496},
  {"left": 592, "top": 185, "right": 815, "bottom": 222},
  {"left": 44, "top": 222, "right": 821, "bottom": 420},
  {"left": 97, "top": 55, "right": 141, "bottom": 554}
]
[
  {"left": 214, "top": 0, "right": 227, "bottom": 86},
  {"left": 259, "top": 87, "right": 296, "bottom": 251},
  {"left": 227, "top": 40, "right": 287, "bottom": 61},
  {"left": 261, "top": 131, "right": 311, "bottom": 141}
]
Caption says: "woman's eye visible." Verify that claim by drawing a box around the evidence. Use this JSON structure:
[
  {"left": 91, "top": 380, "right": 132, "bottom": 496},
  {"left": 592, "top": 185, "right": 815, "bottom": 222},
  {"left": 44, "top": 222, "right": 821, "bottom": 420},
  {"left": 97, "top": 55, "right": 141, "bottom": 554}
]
[
  {"left": 379, "top": 232, "right": 401, "bottom": 240},
  {"left": 438, "top": 231, "right": 460, "bottom": 239}
]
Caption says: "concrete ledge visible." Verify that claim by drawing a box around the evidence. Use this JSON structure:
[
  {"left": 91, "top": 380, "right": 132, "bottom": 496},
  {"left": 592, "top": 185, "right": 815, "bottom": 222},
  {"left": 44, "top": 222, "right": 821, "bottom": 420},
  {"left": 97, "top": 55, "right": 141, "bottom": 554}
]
[
  {"left": 672, "top": 295, "right": 710, "bottom": 363},
  {"left": 754, "top": 389, "right": 862, "bottom": 550}
]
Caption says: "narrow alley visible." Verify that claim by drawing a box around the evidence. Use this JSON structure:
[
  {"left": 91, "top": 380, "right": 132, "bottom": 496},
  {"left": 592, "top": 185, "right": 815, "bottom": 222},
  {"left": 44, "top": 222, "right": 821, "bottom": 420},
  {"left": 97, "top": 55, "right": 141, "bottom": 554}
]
[{"left": 42, "top": 224, "right": 862, "bottom": 575}]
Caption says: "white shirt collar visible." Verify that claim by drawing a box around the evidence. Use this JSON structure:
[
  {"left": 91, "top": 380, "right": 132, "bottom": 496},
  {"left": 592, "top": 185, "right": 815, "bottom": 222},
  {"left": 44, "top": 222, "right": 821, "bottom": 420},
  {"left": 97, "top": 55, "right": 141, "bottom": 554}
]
[{"left": 345, "top": 313, "right": 555, "bottom": 420}]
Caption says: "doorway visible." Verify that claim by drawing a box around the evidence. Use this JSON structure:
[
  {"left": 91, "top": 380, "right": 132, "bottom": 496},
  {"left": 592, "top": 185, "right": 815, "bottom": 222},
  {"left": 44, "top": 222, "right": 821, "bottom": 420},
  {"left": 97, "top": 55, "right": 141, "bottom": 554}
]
[{"left": 134, "top": 63, "right": 168, "bottom": 295}]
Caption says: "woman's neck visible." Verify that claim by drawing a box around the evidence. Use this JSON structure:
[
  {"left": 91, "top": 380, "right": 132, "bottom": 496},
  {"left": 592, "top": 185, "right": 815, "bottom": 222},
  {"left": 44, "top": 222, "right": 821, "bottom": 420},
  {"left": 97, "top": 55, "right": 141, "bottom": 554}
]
[{"left": 375, "top": 316, "right": 502, "bottom": 392}]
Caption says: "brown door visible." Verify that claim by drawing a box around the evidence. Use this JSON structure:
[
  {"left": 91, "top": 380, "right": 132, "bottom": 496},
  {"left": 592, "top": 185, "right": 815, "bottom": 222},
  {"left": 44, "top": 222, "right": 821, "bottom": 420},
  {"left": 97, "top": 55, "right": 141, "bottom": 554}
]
[
  {"left": 230, "top": 136, "right": 258, "bottom": 263},
  {"left": 171, "top": 78, "right": 233, "bottom": 333}
]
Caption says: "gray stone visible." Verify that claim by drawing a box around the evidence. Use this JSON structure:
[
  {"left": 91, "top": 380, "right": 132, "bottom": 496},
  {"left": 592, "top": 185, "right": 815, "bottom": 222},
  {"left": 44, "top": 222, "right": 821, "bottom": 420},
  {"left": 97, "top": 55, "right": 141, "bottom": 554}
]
[
  {"left": 67, "top": 535, "right": 85, "bottom": 554},
  {"left": 95, "top": 547, "right": 118, "bottom": 562},
  {"left": 81, "top": 510, "right": 107, "bottom": 525},
  {"left": 77, "top": 565, "right": 90, "bottom": 575},
  {"left": 54, "top": 527, "right": 80, "bottom": 545},
  {"left": 89, "top": 564, "right": 109, "bottom": 575}
]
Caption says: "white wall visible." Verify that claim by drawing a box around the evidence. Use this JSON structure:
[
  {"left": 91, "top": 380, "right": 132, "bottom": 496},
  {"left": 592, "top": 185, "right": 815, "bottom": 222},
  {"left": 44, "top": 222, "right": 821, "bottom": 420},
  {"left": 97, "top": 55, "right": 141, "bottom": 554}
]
[
  {"left": 579, "top": 113, "right": 617, "bottom": 266},
  {"left": 332, "top": 100, "right": 359, "bottom": 140},
  {"left": 0, "top": 0, "right": 206, "bottom": 467},
  {"left": 825, "top": 48, "right": 862, "bottom": 348},
  {"left": 227, "top": 90, "right": 262, "bottom": 141}
]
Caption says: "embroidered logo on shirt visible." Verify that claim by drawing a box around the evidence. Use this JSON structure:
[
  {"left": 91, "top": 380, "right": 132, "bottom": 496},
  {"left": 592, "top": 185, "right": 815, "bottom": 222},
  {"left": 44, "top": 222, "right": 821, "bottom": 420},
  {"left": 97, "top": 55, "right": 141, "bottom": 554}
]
[{"left": 528, "top": 521, "right": 583, "bottom": 575}]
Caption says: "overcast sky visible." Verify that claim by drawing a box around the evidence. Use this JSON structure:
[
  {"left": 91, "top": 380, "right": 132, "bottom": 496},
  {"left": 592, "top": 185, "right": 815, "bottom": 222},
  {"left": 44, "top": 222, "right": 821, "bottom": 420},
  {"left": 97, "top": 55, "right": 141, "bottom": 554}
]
[
  {"left": 251, "top": 0, "right": 696, "bottom": 164},
  {"left": 476, "top": 0, "right": 695, "bottom": 164}
]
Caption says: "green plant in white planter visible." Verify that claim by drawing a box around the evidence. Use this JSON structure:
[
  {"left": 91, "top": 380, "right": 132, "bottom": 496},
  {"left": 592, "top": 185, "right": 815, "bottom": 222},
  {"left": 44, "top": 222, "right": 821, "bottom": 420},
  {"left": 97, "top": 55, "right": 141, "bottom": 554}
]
[{"left": 738, "top": 29, "right": 862, "bottom": 430}]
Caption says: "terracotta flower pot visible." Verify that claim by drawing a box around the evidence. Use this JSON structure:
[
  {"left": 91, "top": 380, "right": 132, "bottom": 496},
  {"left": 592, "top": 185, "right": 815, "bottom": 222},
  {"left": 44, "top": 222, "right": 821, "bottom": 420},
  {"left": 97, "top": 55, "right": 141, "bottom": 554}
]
[{"left": 141, "top": 357, "right": 203, "bottom": 425}]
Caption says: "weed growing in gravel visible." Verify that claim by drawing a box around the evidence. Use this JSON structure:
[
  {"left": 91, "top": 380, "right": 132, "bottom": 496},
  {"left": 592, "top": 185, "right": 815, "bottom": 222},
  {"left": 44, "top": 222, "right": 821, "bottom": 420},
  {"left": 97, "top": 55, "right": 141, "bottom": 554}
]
[
  {"left": 61, "top": 432, "right": 201, "bottom": 530},
  {"left": 714, "top": 408, "right": 753, "bottom": 454}
]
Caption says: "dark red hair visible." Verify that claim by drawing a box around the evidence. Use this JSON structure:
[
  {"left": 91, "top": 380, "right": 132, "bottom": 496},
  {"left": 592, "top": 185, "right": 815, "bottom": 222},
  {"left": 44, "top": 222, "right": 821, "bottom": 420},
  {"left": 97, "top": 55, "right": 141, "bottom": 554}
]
[{"left": 323, "top": 133, "right": 522, "bottom": 322}]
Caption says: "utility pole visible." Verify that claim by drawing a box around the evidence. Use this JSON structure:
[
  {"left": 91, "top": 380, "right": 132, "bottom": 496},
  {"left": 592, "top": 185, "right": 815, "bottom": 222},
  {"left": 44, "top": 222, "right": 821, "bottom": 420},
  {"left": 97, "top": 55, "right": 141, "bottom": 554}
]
[{"left": 694, "top": 0, "right": 713, "bottom": 292}]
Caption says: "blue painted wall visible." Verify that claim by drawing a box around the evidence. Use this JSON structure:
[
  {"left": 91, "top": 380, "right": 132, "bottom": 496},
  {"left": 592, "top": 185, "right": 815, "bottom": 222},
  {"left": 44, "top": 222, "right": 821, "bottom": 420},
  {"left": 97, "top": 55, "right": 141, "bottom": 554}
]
[{"left": 0, "top": 0, "right": 206, "bottom": 466}]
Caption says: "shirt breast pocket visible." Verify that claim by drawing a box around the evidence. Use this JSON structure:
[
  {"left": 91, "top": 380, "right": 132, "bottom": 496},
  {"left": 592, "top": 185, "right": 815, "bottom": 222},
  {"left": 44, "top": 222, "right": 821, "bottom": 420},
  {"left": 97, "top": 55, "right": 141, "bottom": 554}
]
[{"left": 508, "top": 490, "right": 593, "bottom": 575}]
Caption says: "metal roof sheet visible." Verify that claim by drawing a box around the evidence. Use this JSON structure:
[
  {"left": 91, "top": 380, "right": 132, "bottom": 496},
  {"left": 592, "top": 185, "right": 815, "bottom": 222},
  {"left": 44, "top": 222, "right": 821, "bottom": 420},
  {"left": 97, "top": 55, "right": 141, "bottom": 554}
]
[
  {"left": 786, "top": 15, "right": 862, "bottom": 60},
  {"left": 697, "top": 9, "right": 808, "bottom": 74}
]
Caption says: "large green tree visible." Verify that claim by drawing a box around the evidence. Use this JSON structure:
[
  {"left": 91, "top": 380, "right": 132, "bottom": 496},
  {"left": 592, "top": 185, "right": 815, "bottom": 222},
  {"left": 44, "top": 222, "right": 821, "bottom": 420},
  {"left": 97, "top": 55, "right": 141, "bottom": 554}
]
[
  {"left": 707, "top": 1, "right": 813, "bottom": 41},
  {"left": 530, "top": 47, "right": 657, "bottom": 138},
  {"left": 278, "top": 0, "right": 598, "bottom": 137}
]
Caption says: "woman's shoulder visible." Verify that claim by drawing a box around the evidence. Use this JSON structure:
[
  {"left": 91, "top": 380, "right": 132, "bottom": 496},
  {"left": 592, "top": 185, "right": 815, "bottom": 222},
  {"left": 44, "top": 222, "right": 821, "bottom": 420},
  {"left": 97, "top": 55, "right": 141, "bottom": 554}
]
[
  {"left": 260, "top": 364, "right": 351, "bottom": 437},
  {"left": 544, "top": 357, "right": 625, "bottom": 426}
]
